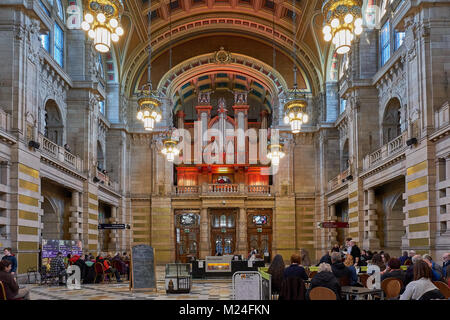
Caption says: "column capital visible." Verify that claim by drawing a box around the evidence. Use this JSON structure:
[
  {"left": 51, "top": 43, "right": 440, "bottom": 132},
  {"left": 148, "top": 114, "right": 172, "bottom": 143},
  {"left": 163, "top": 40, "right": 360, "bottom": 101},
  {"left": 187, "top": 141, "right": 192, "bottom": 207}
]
[
  {"left": 195, "top": 105, "right": 213, "bottom": 115},
  {"left": 232, "top": 105, "right": 249, "bottom": 114},
  {"left": 176, "top": 110, "right": 186, "bottom": 119}
]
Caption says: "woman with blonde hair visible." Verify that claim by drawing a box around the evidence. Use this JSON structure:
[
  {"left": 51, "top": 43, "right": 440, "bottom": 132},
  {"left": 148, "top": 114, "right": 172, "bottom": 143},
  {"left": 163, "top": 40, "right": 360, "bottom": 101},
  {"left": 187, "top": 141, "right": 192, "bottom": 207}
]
[{"left": 343, "top": 254, "right": 359, "bottom": 284}]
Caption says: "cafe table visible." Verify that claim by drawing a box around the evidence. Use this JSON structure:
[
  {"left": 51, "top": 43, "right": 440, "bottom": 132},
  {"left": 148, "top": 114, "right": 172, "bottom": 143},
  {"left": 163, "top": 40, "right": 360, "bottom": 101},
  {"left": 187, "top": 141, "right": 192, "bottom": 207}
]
[{"left": 341, "top": 286, "right": 384, "bottom": 300}]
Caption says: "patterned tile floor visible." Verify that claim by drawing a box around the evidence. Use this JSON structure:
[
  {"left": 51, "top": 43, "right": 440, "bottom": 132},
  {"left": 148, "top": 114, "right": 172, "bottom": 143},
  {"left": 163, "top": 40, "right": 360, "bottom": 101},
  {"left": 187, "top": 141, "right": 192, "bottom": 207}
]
[{"left": 27, "top": 266, "right": 233, "bottom": 300}]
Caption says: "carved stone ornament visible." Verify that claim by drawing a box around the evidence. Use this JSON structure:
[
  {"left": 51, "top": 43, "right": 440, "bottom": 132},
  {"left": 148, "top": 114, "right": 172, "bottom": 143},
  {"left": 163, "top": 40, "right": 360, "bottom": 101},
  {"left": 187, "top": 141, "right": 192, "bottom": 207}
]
[{"left": 214, "top": 47, "right": 231, "bottom": 64}]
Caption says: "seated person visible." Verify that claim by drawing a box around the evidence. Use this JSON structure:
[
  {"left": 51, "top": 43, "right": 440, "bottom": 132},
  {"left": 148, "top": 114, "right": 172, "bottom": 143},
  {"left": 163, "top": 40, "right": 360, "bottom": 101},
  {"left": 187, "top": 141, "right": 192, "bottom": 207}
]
[
  {"left": 316, "top": 251, "right": 332, "bottom": 266},
  {"left": 306, "top": 263, "right": 341, "bottom": 300},
  {"left": 50, "top": 252, "right": 67, "bottom": 285},
  {"left": 381, "top": 258, "right": 406, "bottom": 285},
  {"left": 0, "top": 260, "right": 30, "bottom": 300},
  {"left": 400, "top": 260, "right": 444, "bottom": 300},
  {"left": 283, "top": 254, "right": 308, "bottom": 280},
  {"left": 97, "top": 255, "right": 122, "bottom": 283},
  {"left": 330, "top": 252, "right": 358, "bottom": 286}
]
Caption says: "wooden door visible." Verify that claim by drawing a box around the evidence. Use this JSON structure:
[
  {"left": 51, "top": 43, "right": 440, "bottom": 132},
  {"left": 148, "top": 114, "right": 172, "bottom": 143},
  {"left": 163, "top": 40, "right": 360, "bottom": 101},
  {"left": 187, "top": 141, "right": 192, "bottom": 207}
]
[
  {"left": 175, "top": 212, "right": 200, "bottom": 263},
  {"left": 247, "top": 210, "right": 272, "bottom": 258},
  {"left": 210, "top": 210, "right": 236, "bottom": 256}
]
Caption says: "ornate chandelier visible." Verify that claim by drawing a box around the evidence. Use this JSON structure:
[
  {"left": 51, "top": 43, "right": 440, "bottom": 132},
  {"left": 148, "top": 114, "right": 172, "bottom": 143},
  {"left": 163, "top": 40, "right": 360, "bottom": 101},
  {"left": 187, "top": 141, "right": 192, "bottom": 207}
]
[
  {"left": 322, "top": 0, "right": 363, "bottom": 54},
  {"left": 283, "top": 68, "right": 309, "bottom": 134},
  {"left": 136, "top": 85, "right": 162, "bottom": 131},
  {"left": 267, "top": 142, "right": 285, "bottom": 166},
  {"left": 161, "top": 137, "right": 180, "bottom": 162},
  {"left": 81, "top": 0, "right": 124, "bottom": 53},
  {"left": 136, "top": 6, "right": 162, "bottom": 131}
]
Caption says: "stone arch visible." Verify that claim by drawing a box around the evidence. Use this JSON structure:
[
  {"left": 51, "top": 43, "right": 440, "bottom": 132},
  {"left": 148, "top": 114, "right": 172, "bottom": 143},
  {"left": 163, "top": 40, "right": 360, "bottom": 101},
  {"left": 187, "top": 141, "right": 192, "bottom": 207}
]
[
  {"left": 41, "top": 196, "right": 61, "bottom": 240},
  {"left": 382, "top": 192, "right": 406, "bottom": 252},
  {"left": 381, "top": 97, "right": 402, "bottom": 144},
  {"left": 44, "top": 99, "right": 65, "bottom": 145}
]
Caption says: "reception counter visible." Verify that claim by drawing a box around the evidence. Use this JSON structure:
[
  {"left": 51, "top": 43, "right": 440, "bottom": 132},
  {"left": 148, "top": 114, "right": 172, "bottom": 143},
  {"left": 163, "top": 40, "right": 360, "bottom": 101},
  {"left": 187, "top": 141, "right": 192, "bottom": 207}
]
[{"left": 192, "top": 256, "right": 265, "bottom": 278}]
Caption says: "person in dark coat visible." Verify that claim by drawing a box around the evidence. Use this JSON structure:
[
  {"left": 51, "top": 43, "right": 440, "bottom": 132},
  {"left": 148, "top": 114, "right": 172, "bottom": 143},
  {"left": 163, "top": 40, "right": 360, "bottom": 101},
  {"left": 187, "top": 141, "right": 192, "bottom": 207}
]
[
  {"left": 331, "top": 244, "right": 340, "bottom": 253},
  {"left": 267, "top": 254, "right": 285, "bottom": 295},
  {"left": 283, "top": 253, "right": 308, "bottom": 281},
  {"left": 2, "top": 248, "right": 17, "bottom": 275},
  {"left": 349, "top": 240, "right": 361, "bottom": 265},
  {"left": 330, "top": 252, "right": 356, "bottom": 285},
  {"left": 317, "top": 251, "right": 332, "bottom": 266},
  {"left": 0, "top": 260, "right": 30, "bottom": 299},
  {"left": 399, "top": 251, "right": 409, "bottom": 265},
  {"left": 306, "top": 263, "right": 341, "bottom": 300},
  {"left": 381, "top": 258, "right": 406, "bottom": 292},
  {"left": 279, "top": 253, "right": 307, "bottom": 300}
]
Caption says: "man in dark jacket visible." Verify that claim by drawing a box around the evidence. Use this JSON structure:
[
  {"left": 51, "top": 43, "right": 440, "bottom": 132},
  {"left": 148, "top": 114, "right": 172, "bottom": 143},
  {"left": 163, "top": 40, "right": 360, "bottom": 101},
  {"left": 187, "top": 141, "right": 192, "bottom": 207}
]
[
  {"left": 330, "top": 252, "right": 357, "bottom": 285},
  {"left": 306, "top": 262, "right": 341, "bottom": 300},
  {"left": 50, "top": 252, "right": 67, "bottom": 285},
  {"left": 2, "top": 248, "right": 18, "bottom": 275},
  {"left": 0, "top": 260, "right": 30, "bottom": 299},
  {"left": 399, "top": 251, "right": 409, "bottom": 265},
  {"left": 349, "top": 241, "right": 361, "bottom": 265},
  {"left": 381, "top": 258, "right": 406, "bottom": 292}
]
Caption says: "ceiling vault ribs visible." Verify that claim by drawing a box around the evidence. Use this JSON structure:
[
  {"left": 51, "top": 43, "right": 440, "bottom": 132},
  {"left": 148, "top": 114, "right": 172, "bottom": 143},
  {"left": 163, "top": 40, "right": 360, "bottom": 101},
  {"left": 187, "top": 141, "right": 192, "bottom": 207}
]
[{"left": 128, "top": 0, "right": 149, "bottom": 42}]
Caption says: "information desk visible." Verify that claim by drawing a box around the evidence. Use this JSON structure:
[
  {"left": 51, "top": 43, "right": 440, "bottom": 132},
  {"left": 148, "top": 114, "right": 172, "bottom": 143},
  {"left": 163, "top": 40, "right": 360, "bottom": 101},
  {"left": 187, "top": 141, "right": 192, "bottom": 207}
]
[{"left": 192, "top": 257, "right": 266, "bottom": 278}]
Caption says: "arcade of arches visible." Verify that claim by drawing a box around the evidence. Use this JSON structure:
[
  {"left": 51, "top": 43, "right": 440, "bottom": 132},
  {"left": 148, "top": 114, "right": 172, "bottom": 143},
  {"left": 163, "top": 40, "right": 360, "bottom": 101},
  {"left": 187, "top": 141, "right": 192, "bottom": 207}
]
[{"left": 0, "top": 0, "right": 449, "bottom": 278}]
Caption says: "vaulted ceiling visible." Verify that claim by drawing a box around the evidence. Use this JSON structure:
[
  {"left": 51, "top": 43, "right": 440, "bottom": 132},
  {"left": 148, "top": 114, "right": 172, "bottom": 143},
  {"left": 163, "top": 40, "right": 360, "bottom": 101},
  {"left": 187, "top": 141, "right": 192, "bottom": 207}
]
[{"left": 114, "top": 0, "right": 332, "bottom": 99}]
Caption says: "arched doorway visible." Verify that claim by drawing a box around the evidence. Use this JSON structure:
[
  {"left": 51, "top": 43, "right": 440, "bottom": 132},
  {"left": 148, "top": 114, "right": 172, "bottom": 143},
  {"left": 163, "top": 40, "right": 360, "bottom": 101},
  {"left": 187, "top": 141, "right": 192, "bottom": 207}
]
[
  {"left": 41, "top": 196, "right": 61, "bottom": 240},
  {"left": 382, "top": 98, "right": 402, "bottom": 144},
  {"left": 44, "top": 100, "right": 64, "bottom": 145},
  {"left": 383, "top": 193, "right": 406, "bottom": 252},
  {"left": 247, "top": 209, "right": 272, "bottom": 258}
]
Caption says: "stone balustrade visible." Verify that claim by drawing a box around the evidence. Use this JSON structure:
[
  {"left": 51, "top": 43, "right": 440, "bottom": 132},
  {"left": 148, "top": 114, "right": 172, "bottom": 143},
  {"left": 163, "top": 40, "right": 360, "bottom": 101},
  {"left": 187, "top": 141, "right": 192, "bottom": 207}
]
[
  {"left": 328, "top": 168, "right": 350, "bottom": 192},
  {"left": 172, "top": 183, "right": 272, "bottom": 196},
  {"left": 39, "top": 134, "right": 84, "bottom": 172},
  {"left": 362, "top": 131, "right": 407, "bottom": 171},
  {"left": 435, "top": 101, "right": 449, "bottom": 130},
  {"left": 96, "top": 168, "right": 120, "bottom": 192}
]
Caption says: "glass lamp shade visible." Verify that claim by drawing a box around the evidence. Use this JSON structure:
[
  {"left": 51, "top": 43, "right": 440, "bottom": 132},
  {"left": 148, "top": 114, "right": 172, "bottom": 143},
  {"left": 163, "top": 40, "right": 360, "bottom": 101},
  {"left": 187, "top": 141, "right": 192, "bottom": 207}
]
[
  {"left": 267, "top": 144, "right": 285, "bottom": 166},
  {"left": 137, "top": 110, "right": 143, "bottom": 120},
  {"left": 143, "top": 116, "right": 155, "bottom": 131},
  {"left": 94, "top": 26, "right": 111, "bottom": 53},
  {"left": 290, "top": 119, "right": 302, "bottom": 134},
  {"left": 334, "top": 28, "right": 352, "bottom": 54}
]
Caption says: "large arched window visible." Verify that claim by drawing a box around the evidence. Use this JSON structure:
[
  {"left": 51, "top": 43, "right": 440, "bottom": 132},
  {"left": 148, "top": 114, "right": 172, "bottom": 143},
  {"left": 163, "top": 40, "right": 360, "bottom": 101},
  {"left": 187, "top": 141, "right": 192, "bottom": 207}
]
[
  {"left": 44, "top": 100, "right": 64, "bottom": 145},
  {"left": 382, "top": 98, "right": 402, "bottom": 144},
  {"left": 39, "top": 0, "right": 66, "bottom": 67}
]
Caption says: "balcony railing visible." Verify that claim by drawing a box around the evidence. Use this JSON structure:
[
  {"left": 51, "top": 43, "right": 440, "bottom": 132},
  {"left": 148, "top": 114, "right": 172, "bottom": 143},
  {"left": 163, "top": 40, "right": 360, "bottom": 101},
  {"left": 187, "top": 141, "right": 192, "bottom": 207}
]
[
  {"left": 328, "top": 168, "right": 350, "bottom": 192},
  {"left": 172, "top": 183, "right": 272, "bottom": 196},
  {"left": 96, "top": 169, "right": 119, "bottom": 192},
  {"left": 362, "top": 131, "right": 407, "bottom": 171},
  {"left": 435, "top": 101, "right": 449, "bottom": 131},
  {"left": 39, "top": 134, "right": 83, "bottom": 172},
  {"left": 0, "top": 109, "right": 11, "bottom": 132}
]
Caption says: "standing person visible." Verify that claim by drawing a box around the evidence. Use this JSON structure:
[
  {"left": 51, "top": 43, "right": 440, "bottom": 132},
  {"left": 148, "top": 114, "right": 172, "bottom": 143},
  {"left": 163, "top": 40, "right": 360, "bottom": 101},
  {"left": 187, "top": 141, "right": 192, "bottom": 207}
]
[
  {"left": 248, "top": 247, "right": 257, "bottom": 260},
  {"left": 1, "top": 248, "right": 17, "bottom": 276},
  {"left": 267, "top": 254, "right": 285, "bottom": 295},
  {"left": 300, "top": 248, "right": 311, "bottom": 267},
  {"left": 400, "top": 260, "right": 444, "bottom": 300},
  {"left": 399, "top": 251, "right": 409, "bottom": 265},
  {"left": 345, "top": 237, "right": 353, "bottom": 256},
  {"left": 0, "top": 260, "right": 30, "bottom": 300},
  {"left": 50, "top": 252, "right": 67, "bottom": 285},
  {"left": 349, "top": 240, "right": 361, "bottom": 265}
]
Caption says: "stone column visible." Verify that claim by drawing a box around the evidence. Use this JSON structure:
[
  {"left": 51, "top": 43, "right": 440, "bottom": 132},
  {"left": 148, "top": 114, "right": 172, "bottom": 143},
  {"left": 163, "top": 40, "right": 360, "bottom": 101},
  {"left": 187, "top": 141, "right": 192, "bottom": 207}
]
[
  {"left": 260, "top": 110, "right": 269, "bottom": 130},
  {"left": 233, "top": 105, "right": 249, "bottom": 164},
  {"left": 200, "top": 208, "right": 209, "bottom": 258},
  {"left": 329, "top": 204, "right": 337, "bottom": 244},
  {"left": 195, "top": 106, "right": 212, "bottom": 148},
  {"left": 69, "top": 191, "right": 82, "bottom": 240},
  {"left": 108, "top": 206, "right": 117, "bottom": 251},
  {"left": 237, "top": 207, "right": 247, "bottom": 256},
  {"left": 363, "top": 188, "right": 380, "bottom": 250}
]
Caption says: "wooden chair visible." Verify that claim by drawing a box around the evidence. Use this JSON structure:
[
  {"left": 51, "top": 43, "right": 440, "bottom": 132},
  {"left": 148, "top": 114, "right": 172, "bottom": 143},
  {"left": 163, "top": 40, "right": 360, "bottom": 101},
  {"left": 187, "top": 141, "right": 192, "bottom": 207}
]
[
  {"left": 0, "top": 281, "right": 6, "bottom": 300},
  {"left": 94, "top": 262, "right": 106, "bottom": 283},
  {"left": 309, "top": 287, "right": 337, "bottom": 300},
  {"left": 339, "top": 276, "right": 350, "bottom": 286},
  {"left": 433, "top": 281, "right": 450, "bottom": 299},
  {"left": 381, "top": 278, "right": 403, "bottom": 299},
  {"left": 359, "top": 273, "right": 370, "bottom": 288},
  {"left": 385, "top": 280, "right": 401, "bottom": 299}
]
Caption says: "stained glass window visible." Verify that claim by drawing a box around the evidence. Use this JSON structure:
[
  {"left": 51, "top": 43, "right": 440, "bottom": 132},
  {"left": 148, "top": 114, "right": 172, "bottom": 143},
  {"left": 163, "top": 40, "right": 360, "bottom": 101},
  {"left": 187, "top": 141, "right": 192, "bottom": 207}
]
[
  {"left": 56, "top": 0, "right": 64, "bottom": 21},
  {"left": 41, "top": 33, "right": 50, "bottom": 52},
  {"left": 54, "top": 23, "right": 64, "bottom": 67},
  {"left": 381, "top": 21, "right": 390, "bottom": 66}
]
